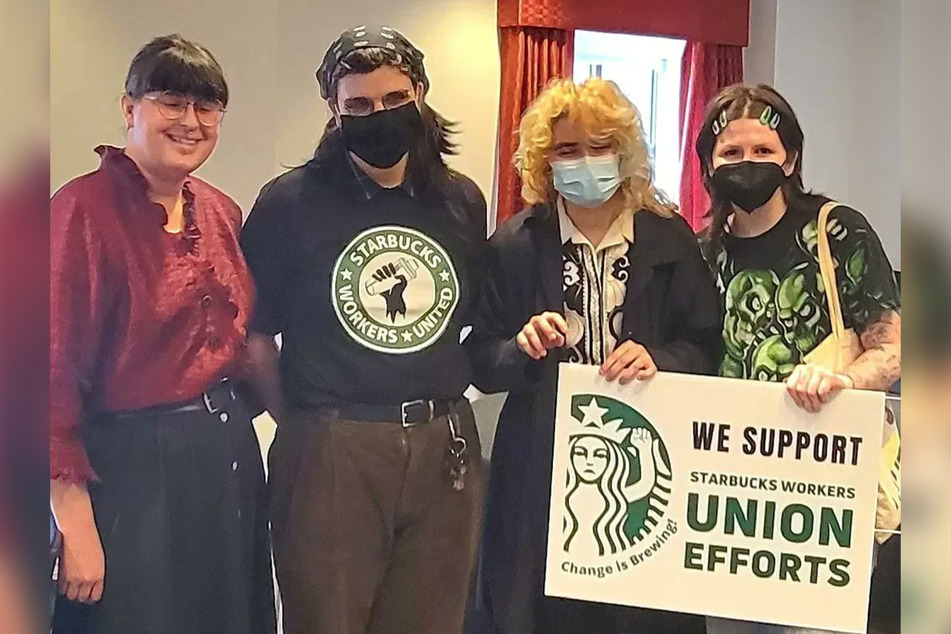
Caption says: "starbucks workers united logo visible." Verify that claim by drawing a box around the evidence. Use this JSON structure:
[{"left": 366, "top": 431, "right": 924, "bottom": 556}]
[
  {"left": 332, "top": 226, "right": 459, "bottom": 354},
  {"left": 564, "top": 395, "right": 674, "bottom": 559}
]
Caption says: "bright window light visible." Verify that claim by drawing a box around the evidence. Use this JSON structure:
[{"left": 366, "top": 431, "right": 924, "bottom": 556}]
[{"left": 574, "top": 31, "right": 686, "bottom": 206}]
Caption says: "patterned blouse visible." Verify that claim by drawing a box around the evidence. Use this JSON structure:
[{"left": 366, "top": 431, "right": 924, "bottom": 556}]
[{"left": 558, "top": 199, "right": 635, "bottom": 365}]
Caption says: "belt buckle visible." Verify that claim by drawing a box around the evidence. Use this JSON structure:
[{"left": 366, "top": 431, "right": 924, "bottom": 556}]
[{"left": 401, "top": 399, "right": 433, "bottom": 428}]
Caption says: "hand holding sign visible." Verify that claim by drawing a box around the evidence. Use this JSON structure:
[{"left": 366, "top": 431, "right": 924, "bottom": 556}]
[
  {"left": 601, "top": 341, "right": 657, "bottom": 384},
  {"left": 785, "top": 363, "right": 854, "bottom": 413}
]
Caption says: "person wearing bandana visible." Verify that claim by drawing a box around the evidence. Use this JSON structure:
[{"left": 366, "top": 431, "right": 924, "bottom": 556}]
[
  {"left": 698, "top": 84, "right": 901, "bottom": 634},
  {"left": 240, "top": 25, "right": 487, "bottom": 634}
]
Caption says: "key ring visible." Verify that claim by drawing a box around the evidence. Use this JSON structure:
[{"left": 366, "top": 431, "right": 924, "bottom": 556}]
[
  {"left": 449, "top": 437, "right": 467, "bottom": 457},
  {"left": 447, "top": 411, "right": 467, "bottom": 446}
]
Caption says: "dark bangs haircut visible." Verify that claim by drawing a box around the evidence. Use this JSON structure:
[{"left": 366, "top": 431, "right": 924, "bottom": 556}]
[
  {"left": 125, "top": 34, "right": 229, "bottom": 106},
  {"left": 320, "top": 47, "right": 458, "bottom": 169},
  {"left": 696, "top": 83, "right": 822, "bottom": 261}
]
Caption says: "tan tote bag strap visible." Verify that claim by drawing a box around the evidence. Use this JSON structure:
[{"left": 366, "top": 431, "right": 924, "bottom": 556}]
[{"left": 816, "top": 202, "right": 847, "bottom": 341}]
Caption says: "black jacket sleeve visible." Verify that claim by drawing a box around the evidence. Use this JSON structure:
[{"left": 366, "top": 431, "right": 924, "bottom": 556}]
[
  {"left": 240, "top": 178, "right": 294, "bottom": 336},
  {"left": 644, "top": 219, "right": 722, "bottom": 376},
  {"left": 466, "top": 223, "right": 544, "bottom": 394},
  {"left": 450, "top": 171, "right": 489, "bottom": 327}
]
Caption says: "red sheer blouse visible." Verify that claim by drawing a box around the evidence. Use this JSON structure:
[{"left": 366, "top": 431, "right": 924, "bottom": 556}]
[{"left": 50, "top": 146, "right": 254, "bottom": 483}]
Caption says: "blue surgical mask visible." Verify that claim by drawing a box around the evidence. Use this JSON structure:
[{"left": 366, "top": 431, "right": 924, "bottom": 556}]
[{"left": 551, "top": 154, "right": 622, "bottom": 208}]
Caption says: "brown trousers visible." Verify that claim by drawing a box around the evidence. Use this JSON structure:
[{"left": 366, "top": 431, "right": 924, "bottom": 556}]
[{"left": 269, "top": 400, "right": 485, "bottom": 634}]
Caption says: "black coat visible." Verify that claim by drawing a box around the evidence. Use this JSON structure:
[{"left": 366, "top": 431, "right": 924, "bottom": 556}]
[{"left": 467, "top": 203, "right": 722, "bottom": 634}]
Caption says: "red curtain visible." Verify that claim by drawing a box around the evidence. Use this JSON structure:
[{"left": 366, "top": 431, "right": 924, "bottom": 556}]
[
  {"left": 498, "top": 0, "right": 750, "bottom": 46},
  {"left": 678, "top": 42, "right": 744, "bottom": 232},
  {"left": 495, "top": 27, "right": 574, "bottom": 227}
]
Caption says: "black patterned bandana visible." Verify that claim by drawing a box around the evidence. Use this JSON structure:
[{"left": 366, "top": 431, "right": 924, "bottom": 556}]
[{"left": 317, "top": 25, "right": 428, "bottom": 100}]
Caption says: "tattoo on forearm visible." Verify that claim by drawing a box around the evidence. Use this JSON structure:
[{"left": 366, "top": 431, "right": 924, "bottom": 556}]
[{"left": 846, "top": 311, "right": 901, "bottom": 390}]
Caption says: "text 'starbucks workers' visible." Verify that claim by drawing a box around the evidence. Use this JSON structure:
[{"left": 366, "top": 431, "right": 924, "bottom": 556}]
[
  {"left": 546, "top": 365, "right": 884, "bottom": 634},
  {"left": 332, "top": 226, "right": 459, "bottom": 354}
]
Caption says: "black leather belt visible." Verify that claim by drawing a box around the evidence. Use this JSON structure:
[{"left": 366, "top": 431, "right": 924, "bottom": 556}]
[
  {"left": 301, "top": 398, "right": 454, "bottom": 427},
  {"left": 97, "top": 380, "right": 238, "bottom": 422}
]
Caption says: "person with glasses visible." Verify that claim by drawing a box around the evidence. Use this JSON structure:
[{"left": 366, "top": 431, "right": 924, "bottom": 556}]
[
  {"left": 50, "top": 34, "right": 275, "bottom": 634},
  {"left": 143, "top": 92, "right": 228, "bottom": 127},
  {"left": 240, "top": 25, "right": 487, "bottom": 634}
]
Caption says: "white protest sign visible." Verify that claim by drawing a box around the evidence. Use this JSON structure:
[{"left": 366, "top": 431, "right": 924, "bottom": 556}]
[{"left": 546, "top": 365, "right": 883, "bottom": 633}]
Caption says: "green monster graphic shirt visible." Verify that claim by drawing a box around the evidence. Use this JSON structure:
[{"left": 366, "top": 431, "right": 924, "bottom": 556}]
[{"left": 713, "top": 197, "right": 900, "bottom": 382}]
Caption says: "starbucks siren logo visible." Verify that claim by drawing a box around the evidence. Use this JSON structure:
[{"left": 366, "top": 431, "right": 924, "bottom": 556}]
[
  {"left": 564, "top": 395, "right": 673, "bottom": 559},
  {"left": 332, "top": 226, "right": 459, "bottom": 354}
]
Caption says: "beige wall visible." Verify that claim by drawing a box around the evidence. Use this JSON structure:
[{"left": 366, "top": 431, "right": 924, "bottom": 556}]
[
  {"left": 773, "top": 0, "right": 900, "bottom": 266},
  {"left": 744, "top": 0, "right": 777, "bottom": 86},
  {"left": 51, "top": 0, "right": 500, "bottom": 213},
  {"left": 743, "top": 0, "right": 900, "bottom": 266},
  {"left": 0, "top": 1, "right": 47, "bottom": 177}
]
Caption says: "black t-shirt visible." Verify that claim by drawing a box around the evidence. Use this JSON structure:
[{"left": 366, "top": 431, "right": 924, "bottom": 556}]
[
  {"left": 240, "top": 135, "right": 486, "bottom": 406},
  {"left": 712, "top": 196, "right": 900, "bottom": 381}
]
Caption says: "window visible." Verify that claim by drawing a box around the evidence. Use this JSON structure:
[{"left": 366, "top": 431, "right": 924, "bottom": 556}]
[{"left": 574, "top": 31, "right": 686, "bottom": 205}]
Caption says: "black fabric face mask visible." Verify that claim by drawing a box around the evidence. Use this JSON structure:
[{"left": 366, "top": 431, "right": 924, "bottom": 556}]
[
  {"left": 339, "top": 102, "right": 425, "bottom": 169},
  {"left": 710, "top": 161, "right": 788, "bottom": 212}
]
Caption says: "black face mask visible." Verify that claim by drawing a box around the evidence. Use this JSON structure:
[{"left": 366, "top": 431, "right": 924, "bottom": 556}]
[
  {"left": 710, "top": 161, "right": 788, "bottom": 212},
  {"left": 339, "top": 102, "right": 425, "bottom": 169}
]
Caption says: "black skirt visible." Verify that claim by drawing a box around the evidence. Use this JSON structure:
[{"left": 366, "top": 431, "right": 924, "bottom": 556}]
[{"left": 52, "top": 390, "right": 276, "bottom": 634}]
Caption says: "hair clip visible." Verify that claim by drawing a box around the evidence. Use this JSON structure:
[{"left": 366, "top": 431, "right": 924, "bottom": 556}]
[
  {"left": 759, "top": 106, "right": 781, "bottom": 129},
  {"left": 712, "top": 109, "right": 729, "bottom": 136}
]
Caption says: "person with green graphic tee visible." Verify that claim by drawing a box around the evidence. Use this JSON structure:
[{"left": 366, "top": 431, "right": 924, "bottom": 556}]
[
  {"left": 239, "top": 26, "right": 487, "bottom": 634},
  {"left": 697, "top": 84, "right": 901, "bottom": 634},
  {"left": 468, "top": 78, "right": 719, "bottom": 634}
]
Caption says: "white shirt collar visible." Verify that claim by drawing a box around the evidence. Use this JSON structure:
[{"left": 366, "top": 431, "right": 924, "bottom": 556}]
[{"left": 557, "top": 197, "right": 635, "bottom": 253}]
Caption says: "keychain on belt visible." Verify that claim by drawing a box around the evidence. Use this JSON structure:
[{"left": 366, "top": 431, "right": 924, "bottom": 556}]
[{"left": 445, "top": 410, "right": 468, "bottom": 491}]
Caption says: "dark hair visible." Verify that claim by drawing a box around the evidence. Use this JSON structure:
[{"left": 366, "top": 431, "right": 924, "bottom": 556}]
[
  {"left": 696, "top": 83, "right": 821, "bottom": 260},
  {"left": 125, "top": 34, "right": 229, "bottom": 106},
  {"left": 319, "top": 47, "right": 458, "bottom": 172}
]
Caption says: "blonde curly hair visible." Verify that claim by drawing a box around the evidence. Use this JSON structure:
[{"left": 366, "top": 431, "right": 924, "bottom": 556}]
[{"left": 514, "top": 77, "right": 676, "bottom": 217}]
